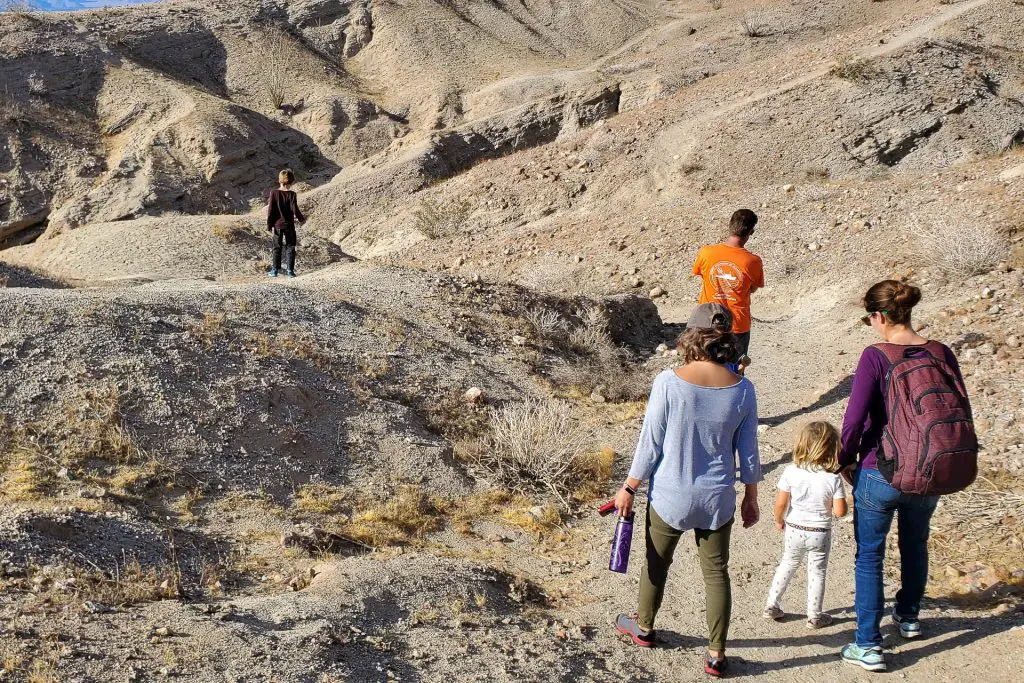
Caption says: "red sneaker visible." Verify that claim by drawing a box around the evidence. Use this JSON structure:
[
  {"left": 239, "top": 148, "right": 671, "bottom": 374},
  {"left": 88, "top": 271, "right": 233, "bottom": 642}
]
[{"left": 614, "top": 613, "right": 655, "bottom": 647}]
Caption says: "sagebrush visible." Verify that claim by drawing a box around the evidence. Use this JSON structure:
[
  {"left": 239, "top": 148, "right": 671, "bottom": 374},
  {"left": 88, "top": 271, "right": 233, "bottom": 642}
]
[
  {"left": 917, "top": 217, "right": 1004, "bottom": 277},
  {"left": 476, "top": 398, "right": 596, "bottom": 501}
]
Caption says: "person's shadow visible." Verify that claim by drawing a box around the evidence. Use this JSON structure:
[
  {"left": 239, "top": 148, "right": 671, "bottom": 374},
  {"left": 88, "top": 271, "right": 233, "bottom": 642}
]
[
  {"left": 718, "top": 612, "right": 1018, "bottom": 676},
  {"left": 760, "top": 375, "right": 854, "bottom": 427}
]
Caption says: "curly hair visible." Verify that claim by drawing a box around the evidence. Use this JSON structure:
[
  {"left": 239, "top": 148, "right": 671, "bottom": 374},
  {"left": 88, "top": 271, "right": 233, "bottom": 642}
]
[
  {"left": 793, "top": 421, "right": 841, "bottom": 473},
  {"left": 676, "top": 324, "right": 741, "bottom": 365}
]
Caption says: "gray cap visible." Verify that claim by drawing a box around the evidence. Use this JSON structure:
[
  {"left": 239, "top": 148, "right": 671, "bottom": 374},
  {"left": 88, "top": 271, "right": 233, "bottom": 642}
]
[{"left": 687, "top": 303, "right": 734, "bottom": 331}]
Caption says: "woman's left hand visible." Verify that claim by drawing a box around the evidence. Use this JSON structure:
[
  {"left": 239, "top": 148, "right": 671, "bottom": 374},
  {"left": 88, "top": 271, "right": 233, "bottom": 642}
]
[{"left": 614, "top": 487, "right": 635, "bottom": 518}]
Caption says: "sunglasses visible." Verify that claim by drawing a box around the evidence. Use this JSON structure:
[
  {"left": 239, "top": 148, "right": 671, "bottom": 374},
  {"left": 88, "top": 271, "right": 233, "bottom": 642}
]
[{"left": 860, "top": 310, "right": 888, "bottom": 326}]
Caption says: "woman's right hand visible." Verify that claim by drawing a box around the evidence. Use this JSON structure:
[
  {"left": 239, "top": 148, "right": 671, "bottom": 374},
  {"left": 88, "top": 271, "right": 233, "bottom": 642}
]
[{"left": 614, "top": 487, "right": 635, "bottom": 518}]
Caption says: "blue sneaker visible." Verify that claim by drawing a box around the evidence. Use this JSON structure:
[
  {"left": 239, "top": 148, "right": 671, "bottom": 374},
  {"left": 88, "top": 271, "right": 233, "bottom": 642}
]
[
  {"left": 841, "top": 643, "right": 886, "bottom": 672},
  {"left": 892, "top": 610, "right": 922, "bottom": 639},
  {"left": 287, "top": 271, "right": 296, "bottom": 278},
  {"left": 268, "top": 270, "right": 279, "bottom": 278}
]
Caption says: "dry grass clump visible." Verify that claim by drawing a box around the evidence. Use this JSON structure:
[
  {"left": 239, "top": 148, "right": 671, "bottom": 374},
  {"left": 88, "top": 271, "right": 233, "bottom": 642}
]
[
  {"left": 345, "top": 486, "right": 446, "bottom": 546},
  {"left": 451, "top": 489, "right": 520, "bottom": 535},
  {"left": 0, "top": 384, "right": 162, "bottom": 502},
  {"left": 474, "top": 398, "right": 598, "bottom": 502},
  {"left": 192, "top": 312, "right": 228, "bottom": 351},
  {"left": 0, "top": 87, "right": 26, "bottom": 124},
  {"left": 24, "top": 557, "right": 180, "bottom": 609},
  {"left": 211, "top": 220, "right": 254, "bottom": 244},
  {"left": 295, "top": 483, "right": 348, "bottom": 514},
  {"left": 413, "top": 197, "right": 472, "bottom": 239},
  {"left": 916, "top": 216, "right": 1004, "bottom": 277},
  {"left": 829, "top": 55, "right": 879, "bottom": 82}
]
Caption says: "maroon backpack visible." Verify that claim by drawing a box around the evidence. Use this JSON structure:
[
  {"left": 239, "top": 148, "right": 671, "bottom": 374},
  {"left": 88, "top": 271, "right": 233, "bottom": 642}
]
[{"left": 875, "top": 341, "right": 977, "bottom": 495}]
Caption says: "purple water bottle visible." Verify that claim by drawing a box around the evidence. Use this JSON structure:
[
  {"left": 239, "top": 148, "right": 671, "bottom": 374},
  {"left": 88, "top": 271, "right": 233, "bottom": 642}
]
[{"left": 609, "top": 512, "right": 635, "bottom": 574}]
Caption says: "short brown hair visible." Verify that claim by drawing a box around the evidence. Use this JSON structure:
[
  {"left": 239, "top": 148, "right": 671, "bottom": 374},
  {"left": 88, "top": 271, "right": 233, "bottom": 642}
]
[
  {"left": 729, "top": 209, "right": 758, "bottom": 238},
  {"left": 677, "top": 319, "right": 741, "bottom": 365},
  {"left": 864, "top": 280, "right": 921, "bottom": 325},
  {"left": 793, "top": 421, "right": 841, "bottom": 473},
  {"left": 278, "top": 169, "right": 295, "bottom": 186}
]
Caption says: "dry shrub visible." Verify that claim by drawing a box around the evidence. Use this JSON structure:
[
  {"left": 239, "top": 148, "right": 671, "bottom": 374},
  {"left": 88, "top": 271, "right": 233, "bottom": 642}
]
[
  {"left": 739, "top": 12, "right": 772, "bottom": 38},
  {"left": 917, "top": 216, "right": 1004, "bottom": 277},
  {"left": 258, "top": 29, "right": 294, "bottom": 110},
  {"left": 476, "top": 398, "right": 595, "bottom": 502},
  {"left": 346, "top": 486, "right": 445, "bottom": 546},
  {"left": 555, "top": 307, "right": 651, "bottom": 402},
  {"left": 929, "top": 477, "right": 1024, "bottom": 604},
  {"left": 413, "top": 197, "right": 471, "bottom": 239},
  {"left": 525, "top": 306, "right": 567, "bottom": 342}
]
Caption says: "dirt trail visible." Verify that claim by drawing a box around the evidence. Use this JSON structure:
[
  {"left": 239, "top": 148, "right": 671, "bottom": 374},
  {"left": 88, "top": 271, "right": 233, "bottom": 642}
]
[
  {"left": 647, "top": 0, "right": 993, "bottom": 187},
  {"left": 540, "top": 281, "right": 1022, "bottom": 681}
]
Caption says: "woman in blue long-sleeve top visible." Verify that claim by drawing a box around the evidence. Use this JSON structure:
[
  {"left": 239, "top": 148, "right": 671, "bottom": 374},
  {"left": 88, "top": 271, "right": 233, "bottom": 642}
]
[{"left": 613, "top": 303, "right": 762, "bottom": 678}]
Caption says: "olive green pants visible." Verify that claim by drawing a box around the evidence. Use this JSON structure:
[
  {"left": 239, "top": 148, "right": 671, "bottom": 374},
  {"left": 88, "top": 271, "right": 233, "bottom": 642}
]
[{"left": 637, "top": 506, "right": 733, "bottom": 652}]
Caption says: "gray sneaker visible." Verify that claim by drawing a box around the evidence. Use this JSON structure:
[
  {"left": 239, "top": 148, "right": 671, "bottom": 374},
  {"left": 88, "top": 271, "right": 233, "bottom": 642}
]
[
  {"left": 892, "top": 610, "right": 922, "bottom": 639},
  {"left": 841, "top": 643, "right": 886, "bottom": 672},
  {"left": 763, "top": 605, "right": 784, "bottom": 621}
]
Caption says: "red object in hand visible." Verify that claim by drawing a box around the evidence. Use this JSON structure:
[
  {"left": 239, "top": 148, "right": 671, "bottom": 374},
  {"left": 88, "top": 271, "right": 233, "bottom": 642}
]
[{"left": 598, "top": 500, "right": 617, "bottom": 517}]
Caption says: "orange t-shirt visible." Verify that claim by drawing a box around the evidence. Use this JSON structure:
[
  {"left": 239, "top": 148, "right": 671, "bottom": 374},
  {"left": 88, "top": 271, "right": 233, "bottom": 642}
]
[{"left": 692, "top": 244, "right": 765, "bottom": 334}]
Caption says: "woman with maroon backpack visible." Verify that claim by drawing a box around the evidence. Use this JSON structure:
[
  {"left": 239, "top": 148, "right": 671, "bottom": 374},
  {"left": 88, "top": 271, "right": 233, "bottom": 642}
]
[{"left": 839, "top": 280, "right": 977, "bottom": 672}]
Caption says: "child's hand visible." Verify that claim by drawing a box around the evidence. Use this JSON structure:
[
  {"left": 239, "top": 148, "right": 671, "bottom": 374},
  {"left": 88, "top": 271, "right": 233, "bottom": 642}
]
[{"left": 775, "top": 520, "right": 785, "bottom": 531}]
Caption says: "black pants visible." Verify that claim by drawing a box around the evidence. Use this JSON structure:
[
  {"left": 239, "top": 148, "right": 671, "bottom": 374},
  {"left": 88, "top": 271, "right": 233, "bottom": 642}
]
[
  {"left": 272, "top": 227, "right": 296, "bottom": 273},
  {"left": 735, "top": 331, "right": 751, "bottom": 357}
]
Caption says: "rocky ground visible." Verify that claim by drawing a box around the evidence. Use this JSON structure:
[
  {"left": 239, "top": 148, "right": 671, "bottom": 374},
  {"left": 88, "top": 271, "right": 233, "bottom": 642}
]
[{"left": 0, "top": 0, "right": 1022, "bottom": 681}]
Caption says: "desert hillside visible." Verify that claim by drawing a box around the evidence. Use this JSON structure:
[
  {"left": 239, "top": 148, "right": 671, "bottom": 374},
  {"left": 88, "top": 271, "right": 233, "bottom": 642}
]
[{"left": 0, "top": 0, "right": 1022, "bottom": 681}]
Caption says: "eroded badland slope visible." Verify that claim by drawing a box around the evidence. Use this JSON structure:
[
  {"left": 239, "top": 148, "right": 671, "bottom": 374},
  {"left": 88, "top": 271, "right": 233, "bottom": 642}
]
[{"left": 0, "top": 0, "right": 1022, "bottom": 681}]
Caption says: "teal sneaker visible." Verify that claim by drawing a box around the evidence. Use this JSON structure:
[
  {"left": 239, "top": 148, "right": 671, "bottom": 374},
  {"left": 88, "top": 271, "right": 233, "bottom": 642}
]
[
  {"left": 892, "top": 610, "right": 922, "bottom": 639},
  {"left": 841, "top": 643, "right": 886, "bottom": 672},
  {"left": 268, "top": 270, "right": 279, "bottom": 278}
]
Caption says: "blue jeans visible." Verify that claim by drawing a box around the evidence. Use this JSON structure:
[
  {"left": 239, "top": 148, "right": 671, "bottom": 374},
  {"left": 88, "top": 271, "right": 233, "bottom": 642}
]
[{"left": 853, "top": 467, "right": 938, "bottom": 648}]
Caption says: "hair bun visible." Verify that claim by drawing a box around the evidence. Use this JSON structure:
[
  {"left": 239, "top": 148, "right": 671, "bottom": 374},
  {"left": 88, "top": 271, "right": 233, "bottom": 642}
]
[{"left": 893, "top": 282, "right": 922, "bottom": 309}]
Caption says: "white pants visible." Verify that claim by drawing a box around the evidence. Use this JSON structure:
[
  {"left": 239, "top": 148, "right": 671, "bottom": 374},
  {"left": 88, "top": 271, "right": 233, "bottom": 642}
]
[{"left": 765, "top": 526, "right": 832, "bottom": 619}]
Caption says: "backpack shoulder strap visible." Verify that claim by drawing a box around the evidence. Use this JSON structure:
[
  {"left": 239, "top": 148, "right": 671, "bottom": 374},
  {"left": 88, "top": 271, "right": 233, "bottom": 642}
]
[{"left": 871, "top": 342, "right": 904, "bottom": 365}]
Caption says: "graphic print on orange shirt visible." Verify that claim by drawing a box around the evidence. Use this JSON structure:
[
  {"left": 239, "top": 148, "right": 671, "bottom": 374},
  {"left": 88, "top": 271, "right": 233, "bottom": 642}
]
[{"left": 692, "top": 244, "right": 765, "bottom": 334}]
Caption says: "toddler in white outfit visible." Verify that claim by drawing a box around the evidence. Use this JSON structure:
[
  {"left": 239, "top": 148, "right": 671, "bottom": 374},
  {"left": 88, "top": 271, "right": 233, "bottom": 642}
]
[{"left": 764, "top": 421, "right": 848, "bottom": 628}]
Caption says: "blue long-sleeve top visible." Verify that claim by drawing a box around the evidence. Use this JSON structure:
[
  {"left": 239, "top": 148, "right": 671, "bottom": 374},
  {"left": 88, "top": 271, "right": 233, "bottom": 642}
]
[{"left": 628, "top": 369, "right": 762, "bottom": 532}]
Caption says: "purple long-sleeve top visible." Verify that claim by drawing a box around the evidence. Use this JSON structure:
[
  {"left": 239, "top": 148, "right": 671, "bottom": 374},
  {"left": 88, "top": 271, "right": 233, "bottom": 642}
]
[{"left": 840, "top": 342, "right": 964, "bottom": 471}]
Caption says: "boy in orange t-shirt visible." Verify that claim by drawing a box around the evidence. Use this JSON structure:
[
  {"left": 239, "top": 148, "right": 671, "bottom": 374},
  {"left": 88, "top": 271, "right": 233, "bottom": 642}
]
[{"left": 692, "top": 209, "right": 765, "bottom": 363}]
